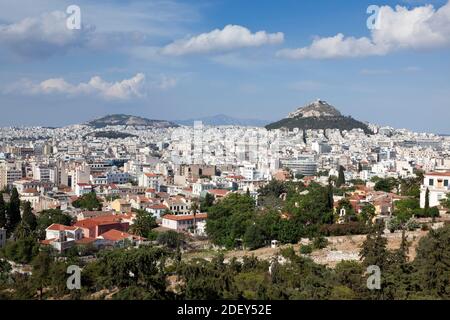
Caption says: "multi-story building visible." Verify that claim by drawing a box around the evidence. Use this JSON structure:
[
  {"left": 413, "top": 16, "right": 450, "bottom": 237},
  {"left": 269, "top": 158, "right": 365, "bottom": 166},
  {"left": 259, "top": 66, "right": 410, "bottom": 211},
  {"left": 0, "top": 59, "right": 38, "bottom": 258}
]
[
  {"left": 0, "top": 161, "right": 23, "bottom": 189},
  {"left": 420, "top": 172, "right": 450, "bottom": 208},
  {"left": 279, "top": 155, "right": 317, "bottom": 176}
]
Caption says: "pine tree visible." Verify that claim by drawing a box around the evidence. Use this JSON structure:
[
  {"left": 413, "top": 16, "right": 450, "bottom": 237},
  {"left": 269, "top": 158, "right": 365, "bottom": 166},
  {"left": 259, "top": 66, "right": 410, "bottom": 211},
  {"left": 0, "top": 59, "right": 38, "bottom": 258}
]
[
  {"left": 336, "top": 166, "right": 346, "bottom": 188},
  {"left": 0, "top": 193, "right": 6, "bottom": 228},
  {"left": 22, "top": 201, "right": 37, "bottom": 232},
  {"left": 6, "top": 188, "right": 21, "bottom": 233}
]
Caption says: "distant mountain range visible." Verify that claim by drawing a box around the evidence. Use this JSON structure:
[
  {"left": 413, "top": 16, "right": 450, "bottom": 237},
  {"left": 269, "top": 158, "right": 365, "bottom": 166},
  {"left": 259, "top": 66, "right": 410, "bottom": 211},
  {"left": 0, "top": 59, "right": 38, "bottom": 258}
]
[
  {"left": 175, "top": 114, "right": 269, "bottom": 127},
  {"left": 85, "top": 114, "right": 179, "bottom": 128},
  {"left": 266, "top": 100, "right": 372, "bottom": 134}
]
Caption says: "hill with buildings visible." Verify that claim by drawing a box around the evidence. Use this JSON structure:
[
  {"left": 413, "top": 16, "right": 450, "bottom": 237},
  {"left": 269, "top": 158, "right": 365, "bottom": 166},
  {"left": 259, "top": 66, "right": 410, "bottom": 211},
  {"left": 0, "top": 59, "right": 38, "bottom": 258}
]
[
  {"left": 85, "top": 114, "right": 179, "bottom": 128},
  {"left": 266, "top": 100, "right": 372, "bottom": 134}
]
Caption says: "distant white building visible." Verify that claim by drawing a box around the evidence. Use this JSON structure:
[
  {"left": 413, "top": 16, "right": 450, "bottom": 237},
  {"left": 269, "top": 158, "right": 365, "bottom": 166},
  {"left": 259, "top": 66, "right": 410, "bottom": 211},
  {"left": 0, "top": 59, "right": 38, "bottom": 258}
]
[
  {"left": 139, "top": 173, "right": 164, "bottom": 192},
  {"left": 420, "top": 172, "right": 450, "bottom": 208}
]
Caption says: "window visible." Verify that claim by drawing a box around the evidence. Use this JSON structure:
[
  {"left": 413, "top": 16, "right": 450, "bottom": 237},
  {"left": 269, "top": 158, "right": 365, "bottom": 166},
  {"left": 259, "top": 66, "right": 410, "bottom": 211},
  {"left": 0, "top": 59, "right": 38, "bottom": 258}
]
[
  {"left": 445, "top": 180, "right": 449, "bottom": 187},
  {"left": 429, "top": 179, "right": 434, "bottom": 186}
]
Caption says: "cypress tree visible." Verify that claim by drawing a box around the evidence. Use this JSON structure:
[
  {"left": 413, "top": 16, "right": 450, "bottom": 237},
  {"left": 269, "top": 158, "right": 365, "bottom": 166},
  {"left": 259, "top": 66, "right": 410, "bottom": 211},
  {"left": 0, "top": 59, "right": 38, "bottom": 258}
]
[
  {"left": 22, "top": 201, "right": 37, "bottom": 231},
  {"left": 336, "top": 166, "right": 346, "bottom": 188},
  {"left": 424, "top": 188, "right": 430, "bottom": 212},
  {"left": 0, "top": 193, "right": 6, "bottom": 228},
  {"left": 326, "top": 178, "right": 334, "bottom": 210},
  {"left": 6, "top": 187, "right": 21, "bottom": 233}
]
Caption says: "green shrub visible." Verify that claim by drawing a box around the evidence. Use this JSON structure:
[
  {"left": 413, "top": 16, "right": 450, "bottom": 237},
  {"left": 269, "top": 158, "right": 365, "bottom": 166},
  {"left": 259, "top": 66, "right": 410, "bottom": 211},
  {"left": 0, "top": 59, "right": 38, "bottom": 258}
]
[
  {"left": 300, "top": 245, "right": 313, "bottom": 255},
  {"left": 312, "top": 236, "right": 329, "bottom": 250}
]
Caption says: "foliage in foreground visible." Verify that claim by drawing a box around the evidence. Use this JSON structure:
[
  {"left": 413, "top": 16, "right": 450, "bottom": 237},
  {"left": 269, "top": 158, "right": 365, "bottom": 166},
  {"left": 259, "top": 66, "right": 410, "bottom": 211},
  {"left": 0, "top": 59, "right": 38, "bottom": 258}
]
[{"left": 0, "top": 224, "right": 449, "bottom": 300}]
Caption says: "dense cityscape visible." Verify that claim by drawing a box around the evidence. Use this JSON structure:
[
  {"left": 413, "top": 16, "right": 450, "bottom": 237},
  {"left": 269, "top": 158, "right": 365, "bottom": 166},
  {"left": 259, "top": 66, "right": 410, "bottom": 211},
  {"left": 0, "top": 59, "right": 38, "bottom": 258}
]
[
  {"left": 0, "top": 99, "right": 449, "bottom": 300},
  {"left": 0, "top": 0, "right": 449, "bottom": 305}
]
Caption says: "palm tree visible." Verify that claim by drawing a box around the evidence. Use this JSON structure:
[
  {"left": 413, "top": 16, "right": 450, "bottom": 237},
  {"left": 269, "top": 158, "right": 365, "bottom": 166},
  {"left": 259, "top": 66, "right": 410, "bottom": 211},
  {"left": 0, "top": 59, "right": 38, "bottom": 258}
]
[{"left": 190, "top": 199, "right": 199, "bottom": 235}]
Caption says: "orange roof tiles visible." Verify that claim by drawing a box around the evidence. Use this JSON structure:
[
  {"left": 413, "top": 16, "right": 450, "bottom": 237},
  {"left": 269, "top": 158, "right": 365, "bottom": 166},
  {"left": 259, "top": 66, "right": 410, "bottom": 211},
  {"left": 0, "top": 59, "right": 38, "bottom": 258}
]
[
  {"left": 163, "top": 213, "right": 207, "bottom": 221},
  {"left": 47, "top": 223, "right": 79, "bottom": 231}
]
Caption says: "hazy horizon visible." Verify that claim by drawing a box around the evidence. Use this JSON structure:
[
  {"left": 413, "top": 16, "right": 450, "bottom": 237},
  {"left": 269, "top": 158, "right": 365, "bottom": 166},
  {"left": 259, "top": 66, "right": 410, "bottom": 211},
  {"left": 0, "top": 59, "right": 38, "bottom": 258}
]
[{"left": 1, "top": 0, "right": 450, "bottom": 133}]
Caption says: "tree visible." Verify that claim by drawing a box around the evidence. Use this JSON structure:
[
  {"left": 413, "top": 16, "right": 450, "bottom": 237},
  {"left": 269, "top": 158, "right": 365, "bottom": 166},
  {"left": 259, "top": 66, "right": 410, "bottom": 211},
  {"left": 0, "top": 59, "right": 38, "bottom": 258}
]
[
  {"left": 31, "top": 250, "right": 53, "bottom": 299},
  {"left": 200, "top": 193, "right": 215, "bottom": 212},
  {"left": 190, "top": 199, "right": 199, "bottom": 235},
  {"left": 1, "top": 236, "right": 39, "bottom": 264},
  {"left": 440, "top": 193, "right": 450, "bottom": 212},
  {"left": 157, "top": 231, "right": 184, "bottom": 249},
  {"left": 424, "top": 188, "right": 430, "bottom": 213},
  {"left": 243, "top": 224, "right": 265, "bottom": 250},
  {"left": 413, "top": 225, "right": 450, "bottom": 299},
  {"left": 374, "top": 178, "right": 397, "bottom": 193},
  {"left": 72, "top": 191, "right": 102, "bottom": 211},
  {"left": 0, "top": 193, "right": 6, "bottom": 229},
  {"left": 36, "top": 209, "right": 73, "bottom": 239},
  {"left": 360, "top": 203, "right": 376, "bottom": 224},
  {"left": 326, "top": 178, "right": 334, "bottom": 211},
  {"left": 336, "top": 166, "right": 346, "bottom": 188},
  {"left": 6, "top": 188, "right": 21, "bottom": 233},
  {"left": 206, "top": 193, "right": 255, "bottom": 248},
  {"left": 360, "top": 224, "right": 388, "bottom": 268},
  {"left": 129, "top": 211, "right": 157, "bottom": 238},
  {"left": 21, "top": 201, "right": 37, "bottom": 232}
]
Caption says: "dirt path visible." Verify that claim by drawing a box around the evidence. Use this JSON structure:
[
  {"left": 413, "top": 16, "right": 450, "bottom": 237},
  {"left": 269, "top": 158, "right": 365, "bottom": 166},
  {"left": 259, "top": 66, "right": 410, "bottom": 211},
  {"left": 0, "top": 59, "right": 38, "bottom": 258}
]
[{"left": 185, "top": 230, "right": 429, "bottom": 268}]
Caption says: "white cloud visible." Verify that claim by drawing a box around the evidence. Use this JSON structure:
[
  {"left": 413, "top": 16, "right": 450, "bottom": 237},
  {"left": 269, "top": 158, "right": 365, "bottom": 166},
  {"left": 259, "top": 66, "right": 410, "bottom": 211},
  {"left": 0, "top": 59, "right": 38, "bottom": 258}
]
[
  {"left": 0, "top": 11, "right": 94, "bottom": 59},
  {"left": 278, "top": 33, "right": 385, "bottom": 59},
  {"left": 6, "top": 73, "right": 147, "bottom": 100},
  {"left": 161, "top": 24, "right": 284, "bottom": 56},
  {"left": 278, "top": 1, "right": 450, "bottom": 59}
]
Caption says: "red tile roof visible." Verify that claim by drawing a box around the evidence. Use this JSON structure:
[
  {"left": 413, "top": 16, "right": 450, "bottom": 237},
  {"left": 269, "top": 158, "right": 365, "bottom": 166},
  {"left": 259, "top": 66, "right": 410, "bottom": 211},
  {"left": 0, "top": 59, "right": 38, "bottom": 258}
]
[
  {"left": 75, "top": 237, "right": 97, "bottom": 245},
  {"left": 426, "top": 172, "right": 450, "bottom": 177},
  {"left": 163, "top": 213, "right": 207, "bottom": 221},
  {"left": 47, "top": 223, "right": 79, "bottom": 231},
  {"left": 150, "top": 204, "right": 168, "bottom": 210},
  {"left": 208, "top": 189, "right": 230, "bottom": 196},
  {"left": 100, "top": 229, "right": 144, "bottom": 242}
]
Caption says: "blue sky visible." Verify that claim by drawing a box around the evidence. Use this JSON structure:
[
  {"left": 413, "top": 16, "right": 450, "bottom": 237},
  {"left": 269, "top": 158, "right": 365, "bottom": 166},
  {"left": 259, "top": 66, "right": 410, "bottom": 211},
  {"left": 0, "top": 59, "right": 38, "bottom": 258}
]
[{"left": 0, "top": 0, "right": 449, "bottom": 133}]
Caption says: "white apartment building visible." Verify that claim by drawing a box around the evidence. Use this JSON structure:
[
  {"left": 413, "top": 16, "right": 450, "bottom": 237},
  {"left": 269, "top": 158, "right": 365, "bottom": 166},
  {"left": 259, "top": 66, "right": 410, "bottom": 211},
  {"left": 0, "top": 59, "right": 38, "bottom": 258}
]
[
  {"left": 420, "top": 172, "right": 450, "bottom": 208},
  {"left": 139, "top": 173, "right": 164, "bottom": 192},
  {"left": 192, "top": 182, "right": 215, "bottom": 196}
]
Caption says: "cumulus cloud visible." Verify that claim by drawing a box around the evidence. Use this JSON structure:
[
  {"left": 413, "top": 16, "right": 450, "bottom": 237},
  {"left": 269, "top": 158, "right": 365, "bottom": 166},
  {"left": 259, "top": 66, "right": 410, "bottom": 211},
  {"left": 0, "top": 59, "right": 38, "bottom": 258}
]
[
  {"left": 6, "top": 74, "right": 146, "bottom": 100},
  {"left": 277, "top": 1, "right": 450, "bottom": 59},
  {"left": 161, "top": 24, "right": 284, "bottom": 56},
  {"left": 0, "top": 11, "right": 94, "bottom": 59}
]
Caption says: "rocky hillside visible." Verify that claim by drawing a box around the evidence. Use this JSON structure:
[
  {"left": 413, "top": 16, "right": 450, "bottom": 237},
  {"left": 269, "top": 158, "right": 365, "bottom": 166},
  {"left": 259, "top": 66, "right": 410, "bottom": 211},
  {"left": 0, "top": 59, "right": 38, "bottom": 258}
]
[
  {"left": 85, "top": 114, "right": 178, "bottom": 128},
  {"left": 266, "top": 100, "right": 372, "bottom": 134}
]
